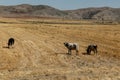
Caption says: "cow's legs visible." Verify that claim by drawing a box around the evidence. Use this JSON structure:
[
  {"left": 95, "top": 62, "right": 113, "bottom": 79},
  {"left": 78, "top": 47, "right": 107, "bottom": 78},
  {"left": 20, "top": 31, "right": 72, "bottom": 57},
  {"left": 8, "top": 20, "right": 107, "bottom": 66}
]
[
  {"left": 76, "top": 50, "right": 79, "bottom": 55},
  {"left": 68, "top": 49, "right": 71, "bottom": 55}
]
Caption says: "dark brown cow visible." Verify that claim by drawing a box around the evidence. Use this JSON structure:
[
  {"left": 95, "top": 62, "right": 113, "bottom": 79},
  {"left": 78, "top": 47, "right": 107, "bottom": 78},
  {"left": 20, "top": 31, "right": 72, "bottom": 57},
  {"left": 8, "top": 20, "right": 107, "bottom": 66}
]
[
  {"left": 86, "top": 44, "right": 97, "bottom": 55},
  {"left": 8, "top": 38, "right": 15, "bottom": 48}
]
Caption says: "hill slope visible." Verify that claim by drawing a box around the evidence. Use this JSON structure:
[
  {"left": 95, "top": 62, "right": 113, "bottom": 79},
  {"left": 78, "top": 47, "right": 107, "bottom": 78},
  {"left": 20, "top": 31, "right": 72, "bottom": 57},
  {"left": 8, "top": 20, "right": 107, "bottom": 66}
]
[
  {"left": 0, "top": 4, "right": 68, "bottom": 18},
  {"left": 66, "top": 7, "right": 120, "bottom": 21}
]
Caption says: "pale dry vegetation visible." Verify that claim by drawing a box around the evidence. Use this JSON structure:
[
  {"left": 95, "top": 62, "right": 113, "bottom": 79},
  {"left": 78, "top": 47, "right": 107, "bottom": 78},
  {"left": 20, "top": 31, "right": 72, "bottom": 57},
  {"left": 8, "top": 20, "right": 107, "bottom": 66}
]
[{"left": 0, "top": 18, "right": 119, "bottom": 80}]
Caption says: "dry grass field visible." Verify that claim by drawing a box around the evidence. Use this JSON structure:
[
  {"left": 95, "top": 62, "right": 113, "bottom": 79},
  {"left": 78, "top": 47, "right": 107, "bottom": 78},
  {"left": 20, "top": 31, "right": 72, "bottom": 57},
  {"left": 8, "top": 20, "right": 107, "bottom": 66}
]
[{"left": 0, "top": 18, "right": 119, "bottom": 80}]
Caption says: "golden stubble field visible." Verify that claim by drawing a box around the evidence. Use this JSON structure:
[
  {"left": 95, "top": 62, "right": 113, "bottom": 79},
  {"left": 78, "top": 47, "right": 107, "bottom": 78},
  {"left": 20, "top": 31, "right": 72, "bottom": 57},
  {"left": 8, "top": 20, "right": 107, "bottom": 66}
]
[{"left": 0, "top": 18, "right": 119, "bottom": 80}]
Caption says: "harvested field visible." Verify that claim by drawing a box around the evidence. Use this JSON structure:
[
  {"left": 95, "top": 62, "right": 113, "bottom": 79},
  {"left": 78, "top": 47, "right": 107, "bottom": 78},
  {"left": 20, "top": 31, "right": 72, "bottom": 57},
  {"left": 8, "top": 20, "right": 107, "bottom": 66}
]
[{"left": 0, "top": 18, "right": 119, "bottom": 80}]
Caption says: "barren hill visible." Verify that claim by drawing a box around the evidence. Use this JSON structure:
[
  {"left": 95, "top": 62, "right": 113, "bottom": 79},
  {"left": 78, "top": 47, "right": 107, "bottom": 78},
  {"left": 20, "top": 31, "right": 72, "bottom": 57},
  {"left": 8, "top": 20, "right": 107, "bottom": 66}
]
[
  {"left": 0, "top": 4, "right": 68, "bottom": 18},
  {"left": 0, "top": 4, "right": 120, "bottom": 21},
  {"left": 66, "top": 7, "right": 120, "bottom": 21}
]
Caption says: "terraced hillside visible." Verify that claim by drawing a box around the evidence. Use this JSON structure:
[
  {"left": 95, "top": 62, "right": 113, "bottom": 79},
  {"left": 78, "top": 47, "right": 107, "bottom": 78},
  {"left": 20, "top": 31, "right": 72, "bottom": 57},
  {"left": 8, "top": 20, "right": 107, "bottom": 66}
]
[{"left": 0, "top": 18, "right": 119, "bottom": 80}]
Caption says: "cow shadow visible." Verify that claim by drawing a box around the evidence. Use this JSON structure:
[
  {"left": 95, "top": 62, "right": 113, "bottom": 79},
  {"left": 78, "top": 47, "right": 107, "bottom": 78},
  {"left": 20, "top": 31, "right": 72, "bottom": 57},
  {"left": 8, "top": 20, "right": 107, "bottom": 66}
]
[
  {"left": 55, "top": 52, "right": 67, "bottom": 55},
  {"left": 2, "top": 46, "right": 14, "bottom": 49},
  {"left": 55, "top": 52, "right": 71, "bottom": 56},
  {"left": 82, "top": 52, "right": 90, "bottom": 55},
  {"left": 3, "top": 46, "right": 9, "bottom": 48}
]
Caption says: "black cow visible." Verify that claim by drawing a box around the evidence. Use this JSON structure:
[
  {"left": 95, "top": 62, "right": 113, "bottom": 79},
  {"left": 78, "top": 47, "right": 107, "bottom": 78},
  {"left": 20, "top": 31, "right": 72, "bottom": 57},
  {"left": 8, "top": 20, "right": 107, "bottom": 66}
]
[
  {"left": 86, "top": 44, "right": 97, "bottom": 55},
  {"left": 8, "top": 38, "right": 15, "bottom": 48}
]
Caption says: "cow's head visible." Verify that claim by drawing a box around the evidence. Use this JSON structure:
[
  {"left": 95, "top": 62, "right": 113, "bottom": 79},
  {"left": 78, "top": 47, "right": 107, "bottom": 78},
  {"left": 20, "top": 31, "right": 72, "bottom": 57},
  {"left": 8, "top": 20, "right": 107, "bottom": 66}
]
[{"left": 64, "top": 42, "right": 69, "bottom": 47}]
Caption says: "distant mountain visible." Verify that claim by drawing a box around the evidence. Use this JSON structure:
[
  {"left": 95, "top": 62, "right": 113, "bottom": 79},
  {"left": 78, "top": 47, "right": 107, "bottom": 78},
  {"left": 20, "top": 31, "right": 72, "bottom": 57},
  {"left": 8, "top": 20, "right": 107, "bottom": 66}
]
[
  {"left": 66, "top": 7, "right": 120, "bottom": 21},
  {"left": 0, "top": 4, "right": 120, "bottom": 21},
  {"left": 0, "top": 4, "right": 68, "bottom": 18}
]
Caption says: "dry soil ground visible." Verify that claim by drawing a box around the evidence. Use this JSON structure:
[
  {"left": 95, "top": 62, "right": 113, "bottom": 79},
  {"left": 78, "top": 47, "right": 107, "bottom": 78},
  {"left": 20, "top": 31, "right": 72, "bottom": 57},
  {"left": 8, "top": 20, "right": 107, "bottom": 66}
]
[{"left": 0, "top": 18, "right": 119, "bottom": 80}]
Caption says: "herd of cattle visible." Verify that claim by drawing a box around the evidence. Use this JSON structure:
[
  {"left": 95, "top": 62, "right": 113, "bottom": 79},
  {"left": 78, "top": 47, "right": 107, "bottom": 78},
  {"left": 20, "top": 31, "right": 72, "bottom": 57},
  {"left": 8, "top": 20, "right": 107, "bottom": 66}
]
[{"left": 7, "top": 38, "right": 98, "bottom": 55}]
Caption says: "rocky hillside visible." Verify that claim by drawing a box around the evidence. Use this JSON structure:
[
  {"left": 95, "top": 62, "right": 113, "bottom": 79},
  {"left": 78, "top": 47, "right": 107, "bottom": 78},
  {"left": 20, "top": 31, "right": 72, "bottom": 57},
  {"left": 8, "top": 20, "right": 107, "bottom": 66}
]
[
  {"left": 0, "top": 4, "right": 120, "bottom": 21},
  {"left": 66, "top": 7, "right": 120, "bottom": 21},
  {"left": 0, "top": 4, "right": 68, "bottom": 18}
]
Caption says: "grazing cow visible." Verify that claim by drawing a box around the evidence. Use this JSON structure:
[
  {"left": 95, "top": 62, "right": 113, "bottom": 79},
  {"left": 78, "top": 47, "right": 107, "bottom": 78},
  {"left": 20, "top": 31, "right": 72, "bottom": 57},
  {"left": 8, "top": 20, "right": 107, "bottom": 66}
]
[
  {"left": 64, "top": 42, "right": 79, "bottom": 55},
  {"left": 8, "top": 38, "right": 15, "bottom": 48},
  {"left": 86, "top": 44, "right": 97, "bottom": 55}
]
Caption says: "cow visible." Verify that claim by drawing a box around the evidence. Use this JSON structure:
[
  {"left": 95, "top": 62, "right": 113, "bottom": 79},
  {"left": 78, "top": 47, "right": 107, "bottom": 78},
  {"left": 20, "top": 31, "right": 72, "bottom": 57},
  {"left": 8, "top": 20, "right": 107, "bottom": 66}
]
[
  {"left": 86, "top": 44, "right": 97, "bottom": 55},
  {"left": 64, "top": 42, "right": 79, "bottom": 55},
  {"left": 8, "top": 38, "right": 15, "bottom": 48}
]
